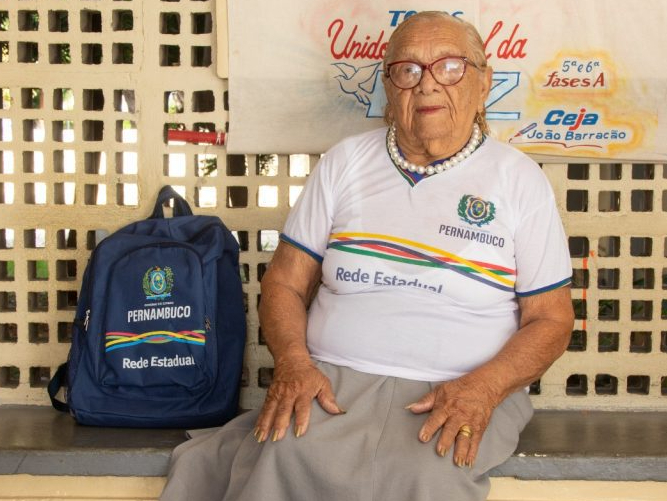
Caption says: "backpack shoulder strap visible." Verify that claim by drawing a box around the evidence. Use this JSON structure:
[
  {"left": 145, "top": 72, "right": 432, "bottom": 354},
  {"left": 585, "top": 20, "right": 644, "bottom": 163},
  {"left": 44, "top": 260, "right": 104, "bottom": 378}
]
[{"left": 47, "top": 363, "right": 70, "bottom": 413}]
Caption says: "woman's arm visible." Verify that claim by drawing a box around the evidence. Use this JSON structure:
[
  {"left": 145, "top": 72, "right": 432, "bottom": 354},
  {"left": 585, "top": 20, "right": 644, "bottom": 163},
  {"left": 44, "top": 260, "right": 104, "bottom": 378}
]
[
  {"left": 408, "top": 286, "right": 574, "bottom": 466},
  {"left": 255, "top": 242, "right": 344, "bottom": 443}
]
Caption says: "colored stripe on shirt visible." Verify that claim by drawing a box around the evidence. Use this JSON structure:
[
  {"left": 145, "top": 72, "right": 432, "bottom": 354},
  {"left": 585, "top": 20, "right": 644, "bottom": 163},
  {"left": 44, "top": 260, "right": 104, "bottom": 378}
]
[{"left": 328, "top": 232, "right": 516, "bottom": 292}]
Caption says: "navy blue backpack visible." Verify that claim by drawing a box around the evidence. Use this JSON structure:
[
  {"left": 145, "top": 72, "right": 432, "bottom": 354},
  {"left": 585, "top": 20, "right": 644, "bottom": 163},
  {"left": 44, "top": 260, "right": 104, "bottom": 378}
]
[{"left": 49, "top": 186, "right": 246, "bottom": 428}]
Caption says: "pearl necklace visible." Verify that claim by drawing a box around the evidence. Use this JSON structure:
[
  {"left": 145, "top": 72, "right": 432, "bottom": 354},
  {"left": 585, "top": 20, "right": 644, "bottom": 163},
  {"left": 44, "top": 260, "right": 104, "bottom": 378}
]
[{"left": 386, "top": 123, "right": 482, "bottom": 176}]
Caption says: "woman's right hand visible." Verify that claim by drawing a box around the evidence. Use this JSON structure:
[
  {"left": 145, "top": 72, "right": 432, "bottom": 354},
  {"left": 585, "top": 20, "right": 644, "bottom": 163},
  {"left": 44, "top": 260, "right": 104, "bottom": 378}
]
[{"left": 254, "top": 359, "right": 344, "bottom": 442}]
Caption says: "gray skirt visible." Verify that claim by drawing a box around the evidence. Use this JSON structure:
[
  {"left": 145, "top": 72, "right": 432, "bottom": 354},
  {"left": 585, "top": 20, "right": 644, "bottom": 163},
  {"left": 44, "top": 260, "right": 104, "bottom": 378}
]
[{"left": 160, "top": 361, "right": 533, "bottom": 501}]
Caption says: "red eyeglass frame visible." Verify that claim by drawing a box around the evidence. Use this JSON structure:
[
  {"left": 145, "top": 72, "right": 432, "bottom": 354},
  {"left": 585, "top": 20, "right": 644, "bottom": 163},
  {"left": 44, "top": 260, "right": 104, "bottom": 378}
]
[{"left": 384, "top": 56, "right": 482, "bottom": 89}]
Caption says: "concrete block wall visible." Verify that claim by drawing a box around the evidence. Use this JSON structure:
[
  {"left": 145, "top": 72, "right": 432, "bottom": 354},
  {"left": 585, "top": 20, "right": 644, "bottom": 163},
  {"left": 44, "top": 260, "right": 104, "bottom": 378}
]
[{"left": 0, "top": 0, "right": 666, "bottom": 411}]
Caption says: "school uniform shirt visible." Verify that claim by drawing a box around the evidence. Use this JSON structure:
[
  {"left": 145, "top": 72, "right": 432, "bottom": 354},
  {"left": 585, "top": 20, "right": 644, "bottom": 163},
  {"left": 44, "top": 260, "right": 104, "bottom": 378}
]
[{"left": 281, "top": 127, "right": 572, "bottom": 382}]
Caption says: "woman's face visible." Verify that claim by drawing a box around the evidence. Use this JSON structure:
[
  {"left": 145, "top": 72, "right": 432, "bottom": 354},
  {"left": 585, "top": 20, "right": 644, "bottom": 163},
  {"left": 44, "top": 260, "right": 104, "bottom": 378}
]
[{"left": 383, "top": 18, "right": 492, "bottom": 149}]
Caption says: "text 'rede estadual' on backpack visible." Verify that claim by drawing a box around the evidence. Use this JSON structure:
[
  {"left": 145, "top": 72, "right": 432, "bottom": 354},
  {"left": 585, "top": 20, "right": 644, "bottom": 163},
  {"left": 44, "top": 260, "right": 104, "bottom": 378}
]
[{"left": 48, "top": 186, "right": 246, "bottom": 428}]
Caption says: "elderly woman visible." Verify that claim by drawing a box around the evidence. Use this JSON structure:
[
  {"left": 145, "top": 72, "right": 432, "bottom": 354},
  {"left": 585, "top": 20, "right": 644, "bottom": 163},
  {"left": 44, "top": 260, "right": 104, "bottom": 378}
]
[{"left": 161, "top": 11, "right": 574, "bottom": 501}]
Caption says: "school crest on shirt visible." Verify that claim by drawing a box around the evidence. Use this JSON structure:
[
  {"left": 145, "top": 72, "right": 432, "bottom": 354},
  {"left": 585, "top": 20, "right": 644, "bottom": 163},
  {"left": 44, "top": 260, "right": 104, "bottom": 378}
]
[{"left": 458, "top": 195, "right": 496, "bottom": 227}]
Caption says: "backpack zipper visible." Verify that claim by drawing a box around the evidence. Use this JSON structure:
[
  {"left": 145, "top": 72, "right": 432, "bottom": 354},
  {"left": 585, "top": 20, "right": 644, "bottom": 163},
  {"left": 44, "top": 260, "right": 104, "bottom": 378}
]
[{"left": 84, "top": 309, "right": 90, "bottom": 331}]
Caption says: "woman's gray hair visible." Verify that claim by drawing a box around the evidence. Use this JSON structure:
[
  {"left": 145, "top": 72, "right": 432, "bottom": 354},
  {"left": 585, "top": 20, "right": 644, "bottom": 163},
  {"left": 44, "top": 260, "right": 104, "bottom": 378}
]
[{"left": 382, "top": 11, "right": 490, "bottom": 134}]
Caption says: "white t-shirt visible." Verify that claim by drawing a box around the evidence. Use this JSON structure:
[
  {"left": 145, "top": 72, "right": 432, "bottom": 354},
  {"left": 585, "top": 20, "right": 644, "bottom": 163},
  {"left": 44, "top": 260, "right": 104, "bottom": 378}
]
[{"left": 282, "top": 127, "right": 572, "bottom": 382}]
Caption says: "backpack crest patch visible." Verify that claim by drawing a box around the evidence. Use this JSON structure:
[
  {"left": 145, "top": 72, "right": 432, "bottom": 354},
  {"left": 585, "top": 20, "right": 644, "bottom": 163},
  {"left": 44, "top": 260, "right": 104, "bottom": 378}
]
[{"left": 143, "top": 266, "right": 174, "bottom": 300}]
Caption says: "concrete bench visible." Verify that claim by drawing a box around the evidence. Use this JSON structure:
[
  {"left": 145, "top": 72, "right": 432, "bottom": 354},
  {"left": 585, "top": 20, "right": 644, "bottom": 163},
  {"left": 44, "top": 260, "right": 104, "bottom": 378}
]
[{"left": 1, "top": 406, "right": 666, "bottom": 500}]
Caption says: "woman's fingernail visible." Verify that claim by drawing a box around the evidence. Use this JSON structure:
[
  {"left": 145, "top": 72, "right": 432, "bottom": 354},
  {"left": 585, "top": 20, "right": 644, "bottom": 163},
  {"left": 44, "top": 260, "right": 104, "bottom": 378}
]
[
  {"left": 337, "top": 407, "right": 347, "bottom": 414},
  {"left": 404, "top": 402, "right": 417, "bottom": 410},
  {"left": 419, "top": 432, "right": 429, "bottom": 442},
  {"left": 271, "top": 430, "right": 279, "bottom": 442},
  {"left": 437, "top": 447, "right": 446, "bottom": 458},
  {"left": 294, "top": 426, "right": 303, "bottom": 438},
  {"left": 456, "top": 457, "right": 465, "bottom": 467},
  {"left": 256, "top": 430, "right": 266, "bottom": 443}
]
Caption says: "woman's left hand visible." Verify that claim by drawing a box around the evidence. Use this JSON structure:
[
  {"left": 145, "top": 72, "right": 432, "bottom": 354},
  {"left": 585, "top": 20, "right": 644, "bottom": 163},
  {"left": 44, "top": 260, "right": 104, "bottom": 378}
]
[{"left": 406, "top": 374, "right": 499, "bottom": 467}]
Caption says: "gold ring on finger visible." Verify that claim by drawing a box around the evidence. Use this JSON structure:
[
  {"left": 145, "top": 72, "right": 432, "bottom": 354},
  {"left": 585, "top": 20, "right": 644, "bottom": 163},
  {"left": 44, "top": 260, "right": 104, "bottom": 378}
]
[{"left": 458, "top": 424, "right": 473, "bottom": 438}]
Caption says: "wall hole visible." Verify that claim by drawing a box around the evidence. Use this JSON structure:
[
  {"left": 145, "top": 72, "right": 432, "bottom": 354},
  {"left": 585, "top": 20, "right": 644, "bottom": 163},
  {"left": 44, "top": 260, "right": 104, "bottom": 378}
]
[
  {"left": 80, "top": 10, "right": 102, "bottom": 32},
  {"left": 631, "top": 190, "right": 653, "bottom": 212},
  {"left": 226, "top": 155, "right": 248, "bottom": 176},
  {"left": 599, "top": 163, "right": 622, "bottom": 180},
  {"left": 18, "top": 42, "right": 39, "bottom": 63},
  {"left": 28, "top": 323, "right": 49, "bottom": 343},
  {"left": 597, "top": 268, "right": 619, "bottom": 289},
  {"left": 0, "top": 323, "right": 18, "bottom": 343},
  {"left": 258, "top": 367, "right": 274, "bottom": 388},
  {"left": 598, "top": 191, "right": 620, "bottom": 212},
  {"left": 0, "top": 366, "right": 20, "bottom": 388},
  {"left": 568, "top": 330, "right": 587, "bottom": 351},
  {"left": 226, "top": 186, "right": 248, "bottom": 208},
  {"left": 191, "top": 46, "right": 211, "bottom": 66},
  {"left": 27, "top": 260, "right": 49, "bottom": 280},
  {"left": 21, "top": 88, "right": 43, "bottom": 109},
  {"left": 191, "top": 90, "right": 215, "bottom": 112},
  {"left": 191, "top": 12, "right": 212, "bottom": 33},
  {"left": 566, "top": 190, "right": 588, "bottom": 211},
  {"left": 571, "top": 269, "right": 588, "bottom": 289},
  {"left": 630, "top": 237, "right": 652, "bottom": 257},
  {"left": 56, "top": 229, "right": 77, "bottom": 249},
  {"left": 629, "top": 332, "right": 652, "bottom": 353},
  {"left": 598, "top": 236, "right": 620, "bottom": 257},
  {"left": 631, "top": 164, "right": 654, "bottom": 179},
  {"left": 82, "top": 120, "right": 104, "bottom": 141},
  {"left": 566, "top": 374, "right": 588, "bottom": 396},
  {"left": 598, "top": 299, "right": 619, "bottom": 321},
  {"left": 49, "top": 43, "right": 71, "bottom": 64},
  {"left": 113, "top": 10, "right": 133, "bottom": 31},
  {"left": 630, "top": 300, "right": 652, "bottom": 321},
  {"left": 27, "top": 291, "right": 48, "bottom": 312},
  {"left": 160, "top": 45, "right": 180, "bottom": 66},
  {"left": 84, "top": 151, "right": 107, "bottom": 174},
  {"left": 53, "top": 88, "right": 74, "bottom": 111},
  {"left": 112, "top": 43, "right": 133, "bottom": 64},
  {"left": 627, "top": 375, "right": 650, "bottom": 395},
  {"left": 56, "top": 290, "right": 77, "bottom": 310},
  {"left": 160, "top": 12, "right": 180, "bottom": 34},
  {"left": 114, "top": 90, "right": 135, "bottom": 112},
  {"left": 24, "top": 229, "right": 46, "bottom": 248},
  {"left": 29, "top": 367, "right": 50, "bottom": 388},
  {"left": 567, "top": 163, "right": 588, "bottom": 180},
  {"left": 0, "top": 291, "right": 17, "bottom": 312},
  {"left": 595, "top": 374, "right": 617, "bottom": 395},
  {"left": 632, "top": 268, "right": 654, "bottom": 289},
  {"left": 0, "top": 260, "right": 14, "bottom": 281},
  {"left": 48, "top": 10, "right": 69, "bottom": 32},
  {"left": 18, "top": 10, "right": 39, "bottom": 31},
  {"left": 83, "top": 89, "right": 105, "bottom": 111},
  {"left": 598, "top": 332, "right": 619, "bottom": 352},
  {"left": 56, "top": 260, "right": 77, "bottom": 281},
  {"left": 572, "top": 299, "right": 586, "bottom": 319},
  {"left": 57, "top": 322, "right": 73, "bottom": 343},
  {"left": 231, "top": 230, "right": 249, "bottom": 251}
]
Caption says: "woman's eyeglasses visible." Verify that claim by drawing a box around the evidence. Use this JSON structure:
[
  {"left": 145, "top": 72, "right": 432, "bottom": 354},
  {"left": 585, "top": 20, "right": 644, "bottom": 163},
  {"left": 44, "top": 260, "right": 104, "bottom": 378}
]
[{"left": 385, "top": 56, "right": 482, "bottom": 89}]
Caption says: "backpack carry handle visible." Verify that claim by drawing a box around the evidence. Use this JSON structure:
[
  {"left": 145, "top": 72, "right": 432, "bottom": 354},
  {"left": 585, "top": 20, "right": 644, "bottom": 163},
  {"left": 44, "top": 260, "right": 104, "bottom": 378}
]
[{"left": 150, "top": 185, "right": 194, "bottom": 219}]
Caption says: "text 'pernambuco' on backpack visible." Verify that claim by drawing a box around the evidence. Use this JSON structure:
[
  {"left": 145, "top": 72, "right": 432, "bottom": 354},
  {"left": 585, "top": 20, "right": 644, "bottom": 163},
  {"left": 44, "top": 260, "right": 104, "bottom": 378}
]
[{"left": 48, "top": 186, "right": 247, "bottom": 428}]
